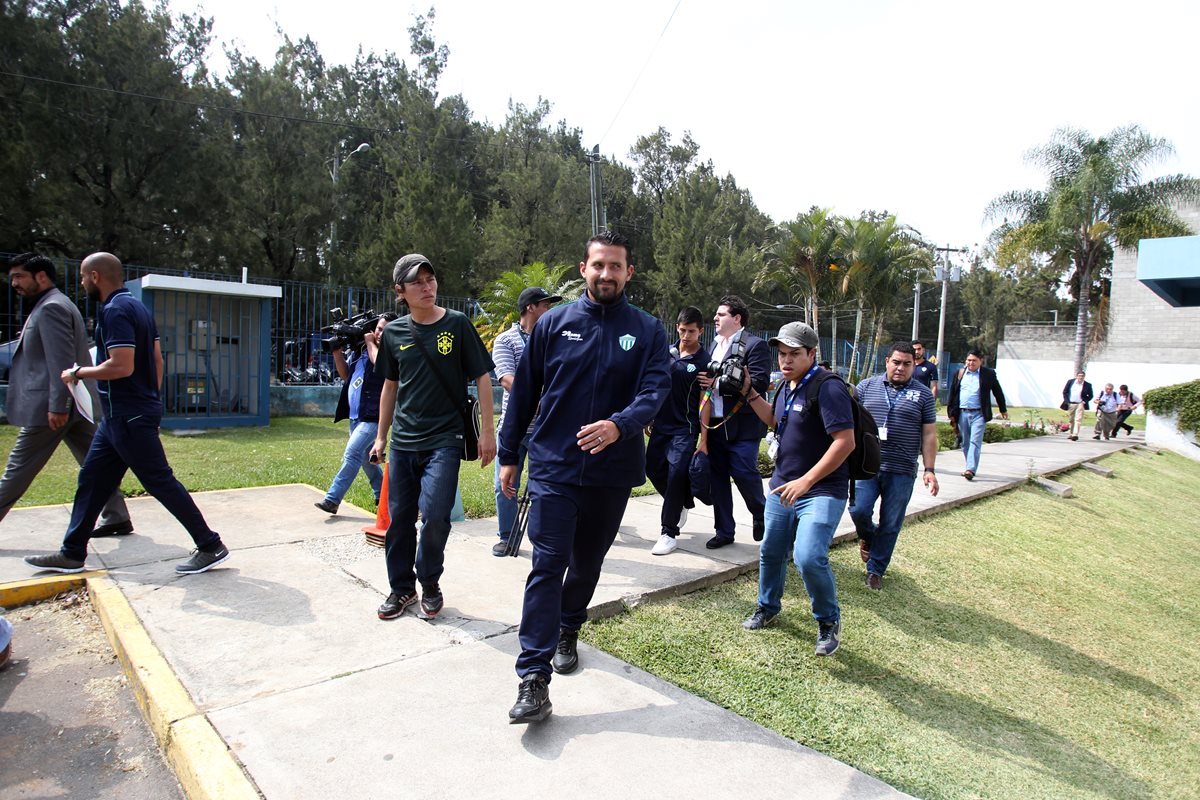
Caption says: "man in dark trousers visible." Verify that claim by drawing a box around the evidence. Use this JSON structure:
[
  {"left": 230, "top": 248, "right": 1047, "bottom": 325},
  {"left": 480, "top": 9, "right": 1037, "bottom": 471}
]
[
  {"left": 946, "top": 349, "right": 1007, "bottom": 480},
  {"left": 911, "top": 340, "right": 938, "bottom": 401},
  {"left": 645, "top": 306, "right": 705, "bottom": 556},
  {"left": 500, "top": 230, "right": 670, "bottom": 724},
  {"left": 0, "top": 254, "right": 131, "bottom": 534},
  {"left": 697, "top": 295, "right": 772, "bottom": 548},
  {"left": 1061, "top": 371, "right": 1093, "bottom": 441},
  {"left": 25, "top": 252, "right": 228, "bottom": 575}
]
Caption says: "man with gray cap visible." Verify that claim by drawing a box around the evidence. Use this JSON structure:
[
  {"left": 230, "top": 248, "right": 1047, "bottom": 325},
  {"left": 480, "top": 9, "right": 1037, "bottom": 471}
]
[
  {"left": 370, "top": 254, "right": 495, "bottom": 621},
  {"left": 490, "top": 286, "right": 561, "bottom": 556},
  {"left": 737, "top": 322, "right": 855, "bottom": 657}
]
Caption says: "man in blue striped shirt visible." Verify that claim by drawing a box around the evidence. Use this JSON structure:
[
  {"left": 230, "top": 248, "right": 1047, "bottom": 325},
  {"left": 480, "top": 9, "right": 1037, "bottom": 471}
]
[{"left": 850, "top": 342, "right": 939, "bottom": 591}]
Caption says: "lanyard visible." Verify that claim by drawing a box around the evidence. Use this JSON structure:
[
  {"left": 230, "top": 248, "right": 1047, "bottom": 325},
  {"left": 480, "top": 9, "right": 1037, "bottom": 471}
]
[
  {"left": 775, "top": 365, "right": 820, "bottom": 440},
  {"left": 883, "top": 381, "right": 904, "bottom": 427}
]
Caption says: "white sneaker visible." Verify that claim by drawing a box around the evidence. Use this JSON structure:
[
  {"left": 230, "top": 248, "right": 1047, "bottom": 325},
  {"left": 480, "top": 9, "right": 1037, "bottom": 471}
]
[
  {"left": 678, "top": 508, "right": 689, "bottom": 530},
  {"left": 652, "top": 534, "right": 678, "bottom": 556}
]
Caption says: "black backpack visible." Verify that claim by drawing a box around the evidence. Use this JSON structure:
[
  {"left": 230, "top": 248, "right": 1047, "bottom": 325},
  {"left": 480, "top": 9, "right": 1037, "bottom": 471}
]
[{"left": 803, "top": 371, "right": 882, "bottom": 496}]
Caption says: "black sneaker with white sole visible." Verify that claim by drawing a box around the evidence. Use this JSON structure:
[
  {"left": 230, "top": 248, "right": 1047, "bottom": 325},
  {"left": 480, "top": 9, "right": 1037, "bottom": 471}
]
[
  {"left": 175, "top": 545, "right": 230, "bottom": 574},
  {"left": 420, "top": 583, "right": 444, "bottom": 618},
  {"left": 815, "top": 619, "right": 841, "bottom": 656},
  {"left": 24, "top": 552, "right": 87, "bottom": 573},
  {"left": 508, "top": 674, "right": 552, "bottom": 724},
  {"left": 741, "top": 607, "right": 778, "bottom": 630},
  {"left": 378, "top": 590, "right": 417, "bottom": 620}
]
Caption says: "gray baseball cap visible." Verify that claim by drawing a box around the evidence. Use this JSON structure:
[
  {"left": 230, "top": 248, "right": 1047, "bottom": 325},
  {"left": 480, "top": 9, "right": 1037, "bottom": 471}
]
[
  {"left": 768, "top": 321, "right": 819, "bottom": 349},
  {"left": 393, "top": 253, "right": 435, "bottom": 285}
]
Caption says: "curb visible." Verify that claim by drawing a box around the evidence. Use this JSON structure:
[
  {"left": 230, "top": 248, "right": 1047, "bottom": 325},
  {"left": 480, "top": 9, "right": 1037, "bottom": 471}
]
[
  {"left": 0, "top": 572, "right": 99, "bottom": 608},
  {"left": 87, "top": 576, "right": 260, "bottom": 800}
]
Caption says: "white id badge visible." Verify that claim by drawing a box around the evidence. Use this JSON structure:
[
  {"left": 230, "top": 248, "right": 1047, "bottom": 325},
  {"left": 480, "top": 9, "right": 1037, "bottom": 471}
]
[
  {"left": 767, "top": 433, "right": 780, "bottom": 462},
  {"left": 878, "top": 426, "right": 889, "bottom": 441}
]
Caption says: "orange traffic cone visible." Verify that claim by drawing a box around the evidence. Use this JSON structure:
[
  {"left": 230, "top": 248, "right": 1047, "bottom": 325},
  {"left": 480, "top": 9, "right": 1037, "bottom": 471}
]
[{"left": 362, "top": 474, "right": 389, "bottom": 548}]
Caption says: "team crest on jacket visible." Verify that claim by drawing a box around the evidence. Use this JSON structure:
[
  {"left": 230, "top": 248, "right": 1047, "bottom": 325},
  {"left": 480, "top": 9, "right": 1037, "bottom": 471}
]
[
  {"left": 618, "top": 334, "right": 636, "bottom": 351},
  {"left": 436, "top": 331, "right": 454, "bottom": 355}
]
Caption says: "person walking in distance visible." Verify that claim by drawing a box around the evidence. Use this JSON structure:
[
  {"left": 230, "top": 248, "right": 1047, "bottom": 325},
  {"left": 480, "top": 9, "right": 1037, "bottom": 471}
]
[
  {"left": 850, "top": 342, "right": 939, "bottom": 591},
  {"left": 0, "top": 254, "right": 132, "bottom": 535},
  {"left": 911, "top": 340, "right": 938, "bottom": 401},
  {"left": 1093, "top": 383, "right": 1119, "bottom": 440},
  {"left": 1113, "top": 385, "right": 1140, "bottom": 436},
  {"left": 490, "top": 286, "right": 560, "bottom": 556},
  {"left": 1061, "top": 371, "right": 1094, "bottom": 441},
  {"left": 25, "top": 253, "right": 228, "bottom": 575},
  {"left": 501, "top": 231, "right": 670, "bottom": 723},
  {"left": 645, "top": 306, "right": 705, "bottom": 556},
  {"left": 946, "top": 349, "right": 1007, "bottom": 481}
]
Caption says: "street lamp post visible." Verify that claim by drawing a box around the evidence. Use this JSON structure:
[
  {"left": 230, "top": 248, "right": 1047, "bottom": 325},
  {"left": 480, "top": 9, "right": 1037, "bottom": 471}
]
[
  {"left": 329, "top": 141, "right": 371, "bottom": 283},
  {"left": 933, "top": 245, "right": 966, "bottom": 388}
]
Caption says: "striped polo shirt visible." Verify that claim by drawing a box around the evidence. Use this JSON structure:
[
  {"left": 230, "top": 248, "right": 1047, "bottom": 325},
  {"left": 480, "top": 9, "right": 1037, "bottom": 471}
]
[{"left": 855, "top": 375, "right": 936, "bottom": 477}]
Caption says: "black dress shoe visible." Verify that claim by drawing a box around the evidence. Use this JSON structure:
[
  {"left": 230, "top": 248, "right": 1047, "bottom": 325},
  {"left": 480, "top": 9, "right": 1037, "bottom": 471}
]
[
  {"left": 314, "top": 499, "right": 339, "bottom": 514},
  {"left": 705, "top": 535, "right": 734, "bottom": 549},
  {"left": 752, "top": 517, "right": 765, "bottom": 542},
  {"left": 509, "top": 674, "right": 552, "bottom": 724},
  {"left": 553, "top": 627, "right": 579, "bottom": 674},
  {"left": 92, "top": 520, "right": 134, "bottom": 537}
]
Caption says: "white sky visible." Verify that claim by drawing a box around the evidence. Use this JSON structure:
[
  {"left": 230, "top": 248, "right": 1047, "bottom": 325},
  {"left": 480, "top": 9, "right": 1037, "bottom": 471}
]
[{"left": 177, "top": 0, "right": 1200, "bottom": 255}]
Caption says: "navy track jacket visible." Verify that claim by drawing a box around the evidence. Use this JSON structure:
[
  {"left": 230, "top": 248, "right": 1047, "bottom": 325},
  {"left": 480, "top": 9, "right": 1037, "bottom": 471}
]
[{"left": 498, "top": 292, "right": 671, "bottom": 487}]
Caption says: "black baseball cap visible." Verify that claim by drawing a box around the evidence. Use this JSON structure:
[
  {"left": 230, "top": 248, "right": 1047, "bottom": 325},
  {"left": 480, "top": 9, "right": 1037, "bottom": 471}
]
[
  {"left": 517, "top": 287, "right": 562, "bottom": 313},
  {"left": 393, "top": 253, "right": 435, "bottom": 285}
]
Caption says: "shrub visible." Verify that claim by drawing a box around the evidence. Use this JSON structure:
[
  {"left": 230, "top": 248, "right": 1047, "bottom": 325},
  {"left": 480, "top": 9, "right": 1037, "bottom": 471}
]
[{"left": 1143, "top": 380, "right": 1200, "bottom": 438}]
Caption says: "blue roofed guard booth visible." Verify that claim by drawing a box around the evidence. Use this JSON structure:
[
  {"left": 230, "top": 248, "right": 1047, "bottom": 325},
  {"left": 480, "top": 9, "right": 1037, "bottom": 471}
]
[
  {"left": 127, "top": 275, "right": 282, "bottom": 429},
  {"left": 1138, "top": 234, "right": 1200, "bottom": 307}
]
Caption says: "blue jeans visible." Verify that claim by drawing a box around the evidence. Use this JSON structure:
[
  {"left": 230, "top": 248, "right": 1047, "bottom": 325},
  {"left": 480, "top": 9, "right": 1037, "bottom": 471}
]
[
  {"left": 959, "top": 409, "right": 986, "bottom": 474},
  {"left": 757, "top": 491, "right": 845, "bottom": 622},
  {"left": 516, "top": 479, "right": 630, "bottom": 680},
  {"left": 383, "top": 447, "right": 461, "bottom": 595},
  {"left": 850, "top": 470, "right": 916, "bottom": 577},
  {"left": 494, "top": 437, "right": 528, "bottom": 541},
  {"left": 325, "top": 419, "right": 383, "bottom": 505},
  {"left": 61, "top": 416, "right": 221, "bottom": 561},
  {"left": 646, "top": 430, "right": 696, "bottom": 536},
  {"left": 708, "top": 436, "right": 765, "bottom": 540}
]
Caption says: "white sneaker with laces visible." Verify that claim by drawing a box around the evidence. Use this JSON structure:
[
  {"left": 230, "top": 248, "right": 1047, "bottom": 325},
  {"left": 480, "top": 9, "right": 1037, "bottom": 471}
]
[{"left": 652, "top": 534, "right": 678, "bottom": 556}]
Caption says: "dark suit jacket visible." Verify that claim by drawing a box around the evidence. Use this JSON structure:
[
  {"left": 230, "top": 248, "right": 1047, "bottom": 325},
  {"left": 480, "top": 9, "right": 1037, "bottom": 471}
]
[
  {"left": 947, "top": 365, "right": 1007, "bottom": 423},
  {"left": 707, "top": 329, "right": 771, "bottom": 442},
  {"left": 1062, "top": 379, "right": 1094, "bottom": 410},
  {"left": 7, "top": 288, "right": 100, "bottom": 428}
]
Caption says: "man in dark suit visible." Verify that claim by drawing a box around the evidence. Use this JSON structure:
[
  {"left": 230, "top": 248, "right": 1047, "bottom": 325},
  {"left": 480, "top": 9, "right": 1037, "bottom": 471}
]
[
  {"left": 697, "top": 295, "right": 771, "bottom": 548},
  {"left": 946, "top": 349, "right": 1007, "bottom": 480},
  {"left": 0, "top": 254, "right": 130, "bottom": 533},
  {"left": 1061, "top": 371, "right": 1093, "bottom": 441}
]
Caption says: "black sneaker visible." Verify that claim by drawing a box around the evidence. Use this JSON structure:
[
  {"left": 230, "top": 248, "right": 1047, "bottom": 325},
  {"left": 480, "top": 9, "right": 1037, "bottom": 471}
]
[
  {"left": 420, "top": 583, "right": 444, "bottom": 618},
  {"left": 508, "top": 674, "right": 552, "bottom": 724},
  {"left": 741, "top": 607, "right": 777, "bottom": 630},
  {"left": 815, "top": 620, "right": 841, "bottom": 656},
  {"left": 553, "top": 627, "right": 579, "bottom": 674},
  {"left": 175, "top": 545, "right": 230, "bottom": 574},
  {"left": 378, "top": 590, "right": 417, "bottom": 620},
  {"left": 705, "top": 535, "right": 734, "bottom": 549},
  {"left": 752, "top": 517, "right": 765, "bottom": 542},
  {"left": 314, "top": 499, "right": 339, "bottom": 514},
  {"left": 24, "top": 552, "right": 87, "bottom": 573},
  {"left": 492, "top": 539, "right": 509, "bottom": 557},
  {"left": 92, "top": 520, "right": 134, "bottom": 537}
]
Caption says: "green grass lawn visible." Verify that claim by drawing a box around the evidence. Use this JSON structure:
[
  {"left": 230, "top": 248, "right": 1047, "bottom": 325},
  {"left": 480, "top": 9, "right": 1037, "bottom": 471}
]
[{"left": 584, "top": 449, "right": 1199, "bottom": 800}]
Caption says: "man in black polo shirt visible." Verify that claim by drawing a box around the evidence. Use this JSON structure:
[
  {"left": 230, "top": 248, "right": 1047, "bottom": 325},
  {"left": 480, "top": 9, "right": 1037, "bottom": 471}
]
[
  {"left": 911, "top": 340, "right": 938, "bottom": 401},
  {"left": 25, "top": 252, "right": 229, "bottom": 575}
]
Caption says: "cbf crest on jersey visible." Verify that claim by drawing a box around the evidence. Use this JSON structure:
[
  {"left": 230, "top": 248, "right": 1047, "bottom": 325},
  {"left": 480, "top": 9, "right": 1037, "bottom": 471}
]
[
  {"left": 618, "top": 333, "right": 636, "bottom": 351},
  {"left": 437, "top": 331, "right": 455, "bottom": 355}
]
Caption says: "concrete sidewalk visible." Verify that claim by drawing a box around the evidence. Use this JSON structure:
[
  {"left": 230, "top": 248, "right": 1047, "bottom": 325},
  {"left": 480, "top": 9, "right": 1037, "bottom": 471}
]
[{"left": 0, "top": 433, "right": 1142, "bottom": 799}]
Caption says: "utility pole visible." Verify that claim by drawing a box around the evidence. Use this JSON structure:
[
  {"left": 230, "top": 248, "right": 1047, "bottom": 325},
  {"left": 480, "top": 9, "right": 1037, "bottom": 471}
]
[
  {"left": 588, "top": 144, "right": 606, "bottom": 236},
  {"left": 933, "top": 245, "right": 967, "bottom": 388},
  {"left": 329, "top": 141, "right": 370, "bottom": 284},
  {"left": 911, "top": 281, "right": 921, "bottom": 340}
]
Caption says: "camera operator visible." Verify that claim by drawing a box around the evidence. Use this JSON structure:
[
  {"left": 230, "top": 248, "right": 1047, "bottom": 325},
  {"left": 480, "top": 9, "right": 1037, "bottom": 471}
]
[
  {"left": 697, "top": 295, "right": 771, "bottom": 549},
  {"left": 314, "top": 311, "right": 398, "bottom": 515}
]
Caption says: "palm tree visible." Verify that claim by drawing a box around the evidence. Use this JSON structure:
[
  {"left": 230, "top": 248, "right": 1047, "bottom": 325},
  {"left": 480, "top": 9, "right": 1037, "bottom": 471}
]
[
  {"left": 986, "top": 126, "right": 1200, "bottom": 373},
  {"left": 753, "top": 206, "right": 840, "bottom": 332},
  {"left": 477, "top": 261, "right": 582, "bottom": 346}
]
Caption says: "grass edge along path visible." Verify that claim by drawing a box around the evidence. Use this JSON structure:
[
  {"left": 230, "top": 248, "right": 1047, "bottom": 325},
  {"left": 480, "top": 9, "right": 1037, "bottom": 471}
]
[{"left": 584, "top": 450, "right": 1200, "bottom": 800}]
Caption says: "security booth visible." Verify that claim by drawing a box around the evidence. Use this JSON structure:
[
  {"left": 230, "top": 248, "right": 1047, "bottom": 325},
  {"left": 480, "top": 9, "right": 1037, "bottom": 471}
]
[{"left": 127, "top": 275, "right": 282, "bottom": 429}]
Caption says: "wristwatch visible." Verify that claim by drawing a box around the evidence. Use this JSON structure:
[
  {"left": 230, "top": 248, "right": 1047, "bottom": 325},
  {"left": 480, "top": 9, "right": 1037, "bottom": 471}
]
[
  {"left": 924, "top": 467, "right": 936, "bottom": 473},
  {"left": 71, "top": 366, "right": 82, "bottom": 381}
]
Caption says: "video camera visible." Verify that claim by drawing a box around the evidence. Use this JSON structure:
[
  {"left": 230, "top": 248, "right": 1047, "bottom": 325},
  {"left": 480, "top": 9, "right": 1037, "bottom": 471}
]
[
  {"left": 705, "top": 335, "right": 749, "bottom": 399},
  {"left": 320, "top": 307, "right": 381, "bottom": 353}
]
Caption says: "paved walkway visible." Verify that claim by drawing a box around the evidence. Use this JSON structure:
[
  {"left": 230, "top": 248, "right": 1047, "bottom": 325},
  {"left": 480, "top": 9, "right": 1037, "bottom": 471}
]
[{"left": 0, "top": 433, "right": 1143, "bottom": 799}]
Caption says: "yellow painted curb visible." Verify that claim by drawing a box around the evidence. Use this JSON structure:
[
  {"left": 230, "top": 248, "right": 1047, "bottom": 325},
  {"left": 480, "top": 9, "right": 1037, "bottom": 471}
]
[
  {"left": 87, "top": 576, "right": 259, "bottom": 800},
  {"left": 0, "top": 572, "right": 101, "bottom": 608}
]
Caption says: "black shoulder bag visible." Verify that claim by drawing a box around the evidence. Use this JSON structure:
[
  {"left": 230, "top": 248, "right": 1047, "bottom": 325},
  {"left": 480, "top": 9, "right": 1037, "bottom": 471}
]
[{"left": 405, "top": 321, "right": 481, "bottom": 461}]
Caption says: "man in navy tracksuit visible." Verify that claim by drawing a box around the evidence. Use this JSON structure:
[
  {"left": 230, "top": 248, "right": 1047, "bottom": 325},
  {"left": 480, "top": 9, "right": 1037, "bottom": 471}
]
[{"left": 500, "top": 230, "right": 670, "bottom": 724}]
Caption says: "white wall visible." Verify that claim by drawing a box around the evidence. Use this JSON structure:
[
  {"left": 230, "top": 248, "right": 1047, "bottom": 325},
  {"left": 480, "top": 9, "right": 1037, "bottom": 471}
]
[
  {"left": 997, "top": 359, "right": 1200, "bottom": 408},
  {"left": 1147, "top": 411, "right": 1200, "bottom": 462}
]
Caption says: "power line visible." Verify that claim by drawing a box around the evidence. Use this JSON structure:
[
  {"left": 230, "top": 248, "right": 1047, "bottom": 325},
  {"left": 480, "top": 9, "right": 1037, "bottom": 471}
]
[{"left": 597, "top": 0, "right": 684, "bottom": 147}]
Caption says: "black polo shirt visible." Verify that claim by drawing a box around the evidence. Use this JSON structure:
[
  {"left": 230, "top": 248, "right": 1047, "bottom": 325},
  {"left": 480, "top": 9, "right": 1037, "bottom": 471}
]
[{"left": 95, "top": 288, "right": 162, "bottom": 418}]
